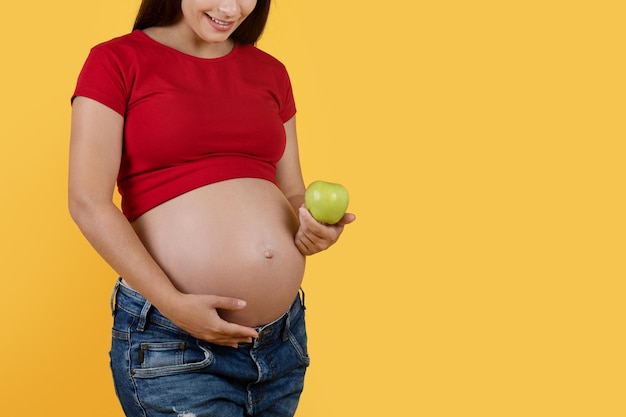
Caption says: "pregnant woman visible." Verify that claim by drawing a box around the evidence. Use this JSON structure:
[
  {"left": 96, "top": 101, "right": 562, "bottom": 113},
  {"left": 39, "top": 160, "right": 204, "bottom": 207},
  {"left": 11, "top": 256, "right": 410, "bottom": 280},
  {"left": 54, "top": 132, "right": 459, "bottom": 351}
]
[{"left": 68, "top": 1, "right": 355, "bottom": 416}]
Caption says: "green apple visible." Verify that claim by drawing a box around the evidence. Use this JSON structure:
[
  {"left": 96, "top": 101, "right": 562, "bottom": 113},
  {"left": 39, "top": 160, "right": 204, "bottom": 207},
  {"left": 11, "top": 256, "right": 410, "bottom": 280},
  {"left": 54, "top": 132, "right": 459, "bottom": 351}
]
[{"left": 304, "top": 180, "right": 349, "bottom": 224}]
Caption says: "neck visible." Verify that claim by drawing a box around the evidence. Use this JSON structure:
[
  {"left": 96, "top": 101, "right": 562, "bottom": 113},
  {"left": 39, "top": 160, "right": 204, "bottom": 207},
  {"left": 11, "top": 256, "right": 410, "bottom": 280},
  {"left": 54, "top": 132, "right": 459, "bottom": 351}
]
[{"left": 144, "top": 24, "right": 235, "bottom": 59}]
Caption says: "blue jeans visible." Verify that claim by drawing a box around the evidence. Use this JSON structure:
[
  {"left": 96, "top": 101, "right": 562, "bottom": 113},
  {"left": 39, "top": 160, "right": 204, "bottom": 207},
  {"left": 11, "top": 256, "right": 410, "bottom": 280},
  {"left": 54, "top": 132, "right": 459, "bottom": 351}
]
[{"left": 110, "top": 279, "right": 310, "bottom": 417}]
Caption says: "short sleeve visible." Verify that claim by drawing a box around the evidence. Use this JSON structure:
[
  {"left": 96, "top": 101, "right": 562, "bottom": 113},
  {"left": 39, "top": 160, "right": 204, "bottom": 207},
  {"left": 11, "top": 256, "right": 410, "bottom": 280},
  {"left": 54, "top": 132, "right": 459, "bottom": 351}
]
[
  {"left": 72, "top": 45, "right": 128, "bottom": 116},
  {"left": 279, "top": 68, "right": 297, "bottom": 123}
]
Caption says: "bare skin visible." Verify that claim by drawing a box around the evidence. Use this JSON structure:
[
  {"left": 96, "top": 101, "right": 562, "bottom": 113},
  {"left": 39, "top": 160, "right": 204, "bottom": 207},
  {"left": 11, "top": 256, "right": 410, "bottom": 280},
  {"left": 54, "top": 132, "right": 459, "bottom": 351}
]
[{"left": 131, "top": 178, "right": 307, "bottom": 327}]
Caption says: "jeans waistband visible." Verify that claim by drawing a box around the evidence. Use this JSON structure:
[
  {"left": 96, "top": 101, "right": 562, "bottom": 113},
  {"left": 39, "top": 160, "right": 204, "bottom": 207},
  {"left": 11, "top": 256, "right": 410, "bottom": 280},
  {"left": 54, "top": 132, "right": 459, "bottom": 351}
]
[
  {"left": 248, "top": 289, "right": 305, "bottom": 347},
  {"left": 111, "top": 278, "right": 305, "bottom": 346}
]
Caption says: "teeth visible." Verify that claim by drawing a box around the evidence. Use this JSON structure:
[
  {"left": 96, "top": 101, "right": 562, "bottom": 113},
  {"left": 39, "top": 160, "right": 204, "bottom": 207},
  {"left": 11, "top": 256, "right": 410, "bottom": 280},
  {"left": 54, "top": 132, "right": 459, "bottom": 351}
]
[{"left": 210, "top": 16, "right": 230, "bottom": 26}]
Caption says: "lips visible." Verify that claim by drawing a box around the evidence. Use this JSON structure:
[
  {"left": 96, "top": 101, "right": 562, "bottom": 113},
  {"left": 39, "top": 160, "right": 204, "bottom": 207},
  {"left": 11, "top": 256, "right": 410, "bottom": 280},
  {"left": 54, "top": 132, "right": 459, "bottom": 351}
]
[{"left": 206, "top": 14, "right": 235, "bottom": 31}]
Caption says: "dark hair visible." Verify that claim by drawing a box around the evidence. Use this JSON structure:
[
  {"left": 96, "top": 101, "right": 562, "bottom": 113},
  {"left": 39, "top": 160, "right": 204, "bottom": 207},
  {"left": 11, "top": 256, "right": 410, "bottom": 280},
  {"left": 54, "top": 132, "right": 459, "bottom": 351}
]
[{"left": 133, "top": 0, "right": 271, "bottom": 45}]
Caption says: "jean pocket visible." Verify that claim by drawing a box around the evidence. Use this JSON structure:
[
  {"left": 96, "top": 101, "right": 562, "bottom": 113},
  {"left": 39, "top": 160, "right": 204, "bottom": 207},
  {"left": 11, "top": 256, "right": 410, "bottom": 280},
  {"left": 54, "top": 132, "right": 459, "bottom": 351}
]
[{"left": 131, "top": 341, "right": 214, "bottom": 379}]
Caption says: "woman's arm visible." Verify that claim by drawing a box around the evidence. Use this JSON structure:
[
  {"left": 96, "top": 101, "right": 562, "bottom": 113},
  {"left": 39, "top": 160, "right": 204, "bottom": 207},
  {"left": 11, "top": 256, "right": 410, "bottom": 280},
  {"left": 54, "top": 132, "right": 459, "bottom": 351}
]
[
  {"left": 275, "top": 116, "right": 356, "bottom": 255},
  {"left": 68, "top": 97, "right": 257, "bottom": 346},
  {"left": 275, "top": 117, "right": 307, "bottom": 210}
]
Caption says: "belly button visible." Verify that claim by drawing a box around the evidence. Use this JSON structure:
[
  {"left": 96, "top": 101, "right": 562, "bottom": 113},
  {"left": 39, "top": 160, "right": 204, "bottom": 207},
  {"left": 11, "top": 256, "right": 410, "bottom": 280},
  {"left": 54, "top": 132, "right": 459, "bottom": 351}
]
[{"left": 264, "top": 249, "right": 274, "bottom": 259}]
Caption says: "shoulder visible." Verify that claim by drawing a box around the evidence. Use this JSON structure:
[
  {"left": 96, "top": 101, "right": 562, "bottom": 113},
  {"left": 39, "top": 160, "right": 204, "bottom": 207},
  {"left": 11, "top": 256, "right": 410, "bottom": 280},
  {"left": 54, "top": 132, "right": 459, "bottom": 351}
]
[
  {"left": 92, "top": 30, "right": 145, "bottom": 49},
  {"left": 236, "top": 44, "right": 288, "bottom": 70},
  {"left": 88, "top": 31, "right": 148, "bottom": 60}
]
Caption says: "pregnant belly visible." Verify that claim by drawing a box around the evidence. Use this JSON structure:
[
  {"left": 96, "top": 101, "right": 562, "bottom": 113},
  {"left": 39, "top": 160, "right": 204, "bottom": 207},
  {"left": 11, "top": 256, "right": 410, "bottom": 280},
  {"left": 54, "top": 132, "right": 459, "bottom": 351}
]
[{"left": 131, "top": 178, "right": 306, "bottom": 327}]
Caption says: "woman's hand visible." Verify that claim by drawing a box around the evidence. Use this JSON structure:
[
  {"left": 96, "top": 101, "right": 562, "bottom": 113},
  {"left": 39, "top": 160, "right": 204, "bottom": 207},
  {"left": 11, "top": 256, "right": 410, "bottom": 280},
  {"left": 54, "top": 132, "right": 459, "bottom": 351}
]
[
  {"left": 295, "top": 206, "right": 356, "bottom": 255},
  {"left": 161, "top": 293, "right": 259, "bottom": 348}
]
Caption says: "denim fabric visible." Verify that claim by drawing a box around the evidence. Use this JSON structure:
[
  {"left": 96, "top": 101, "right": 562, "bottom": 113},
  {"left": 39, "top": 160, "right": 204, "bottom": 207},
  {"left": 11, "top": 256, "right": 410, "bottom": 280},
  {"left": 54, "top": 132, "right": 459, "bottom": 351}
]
[{"left": 110, "top": 279, "right": 310, "bottom": 417}]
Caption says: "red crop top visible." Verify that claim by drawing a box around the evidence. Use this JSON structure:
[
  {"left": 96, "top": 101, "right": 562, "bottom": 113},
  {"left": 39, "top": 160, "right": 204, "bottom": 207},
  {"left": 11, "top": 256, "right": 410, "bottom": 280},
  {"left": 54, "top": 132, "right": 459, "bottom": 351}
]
[{"left": 72, "top": 30, "right": 297, "bottom": 222}]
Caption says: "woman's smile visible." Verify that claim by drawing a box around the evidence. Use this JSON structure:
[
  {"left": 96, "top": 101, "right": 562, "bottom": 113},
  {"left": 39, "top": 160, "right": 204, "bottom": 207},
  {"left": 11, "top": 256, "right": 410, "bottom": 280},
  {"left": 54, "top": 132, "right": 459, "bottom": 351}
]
[{"left": 206, "top": 14, "right": 236, "bottom": 31}]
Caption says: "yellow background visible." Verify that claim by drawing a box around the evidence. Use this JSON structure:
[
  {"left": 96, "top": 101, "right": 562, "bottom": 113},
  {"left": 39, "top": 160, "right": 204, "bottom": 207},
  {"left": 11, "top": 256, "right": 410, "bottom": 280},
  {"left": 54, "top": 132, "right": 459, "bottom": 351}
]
[{"left": 1, "top": 1, "right": 624, "bottom": 415}]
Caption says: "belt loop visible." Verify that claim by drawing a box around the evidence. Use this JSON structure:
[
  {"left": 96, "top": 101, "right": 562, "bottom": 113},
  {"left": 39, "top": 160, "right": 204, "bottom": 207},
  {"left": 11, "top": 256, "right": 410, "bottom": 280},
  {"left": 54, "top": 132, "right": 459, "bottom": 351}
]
[
  {"left": 282, "top": 308, "right": 291, "bottom": 342},
  {"left": 137, "top": 299, "right": 152, "bottom": 332},
  {"left": 299, "top": 287, "right": 306, "bottom": 310},
  {"left": 110, "top": 278, "right": 122, "bottom": 317},
  {"left": 283, "top": 291, "right": 302, "bottom": 342}
]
